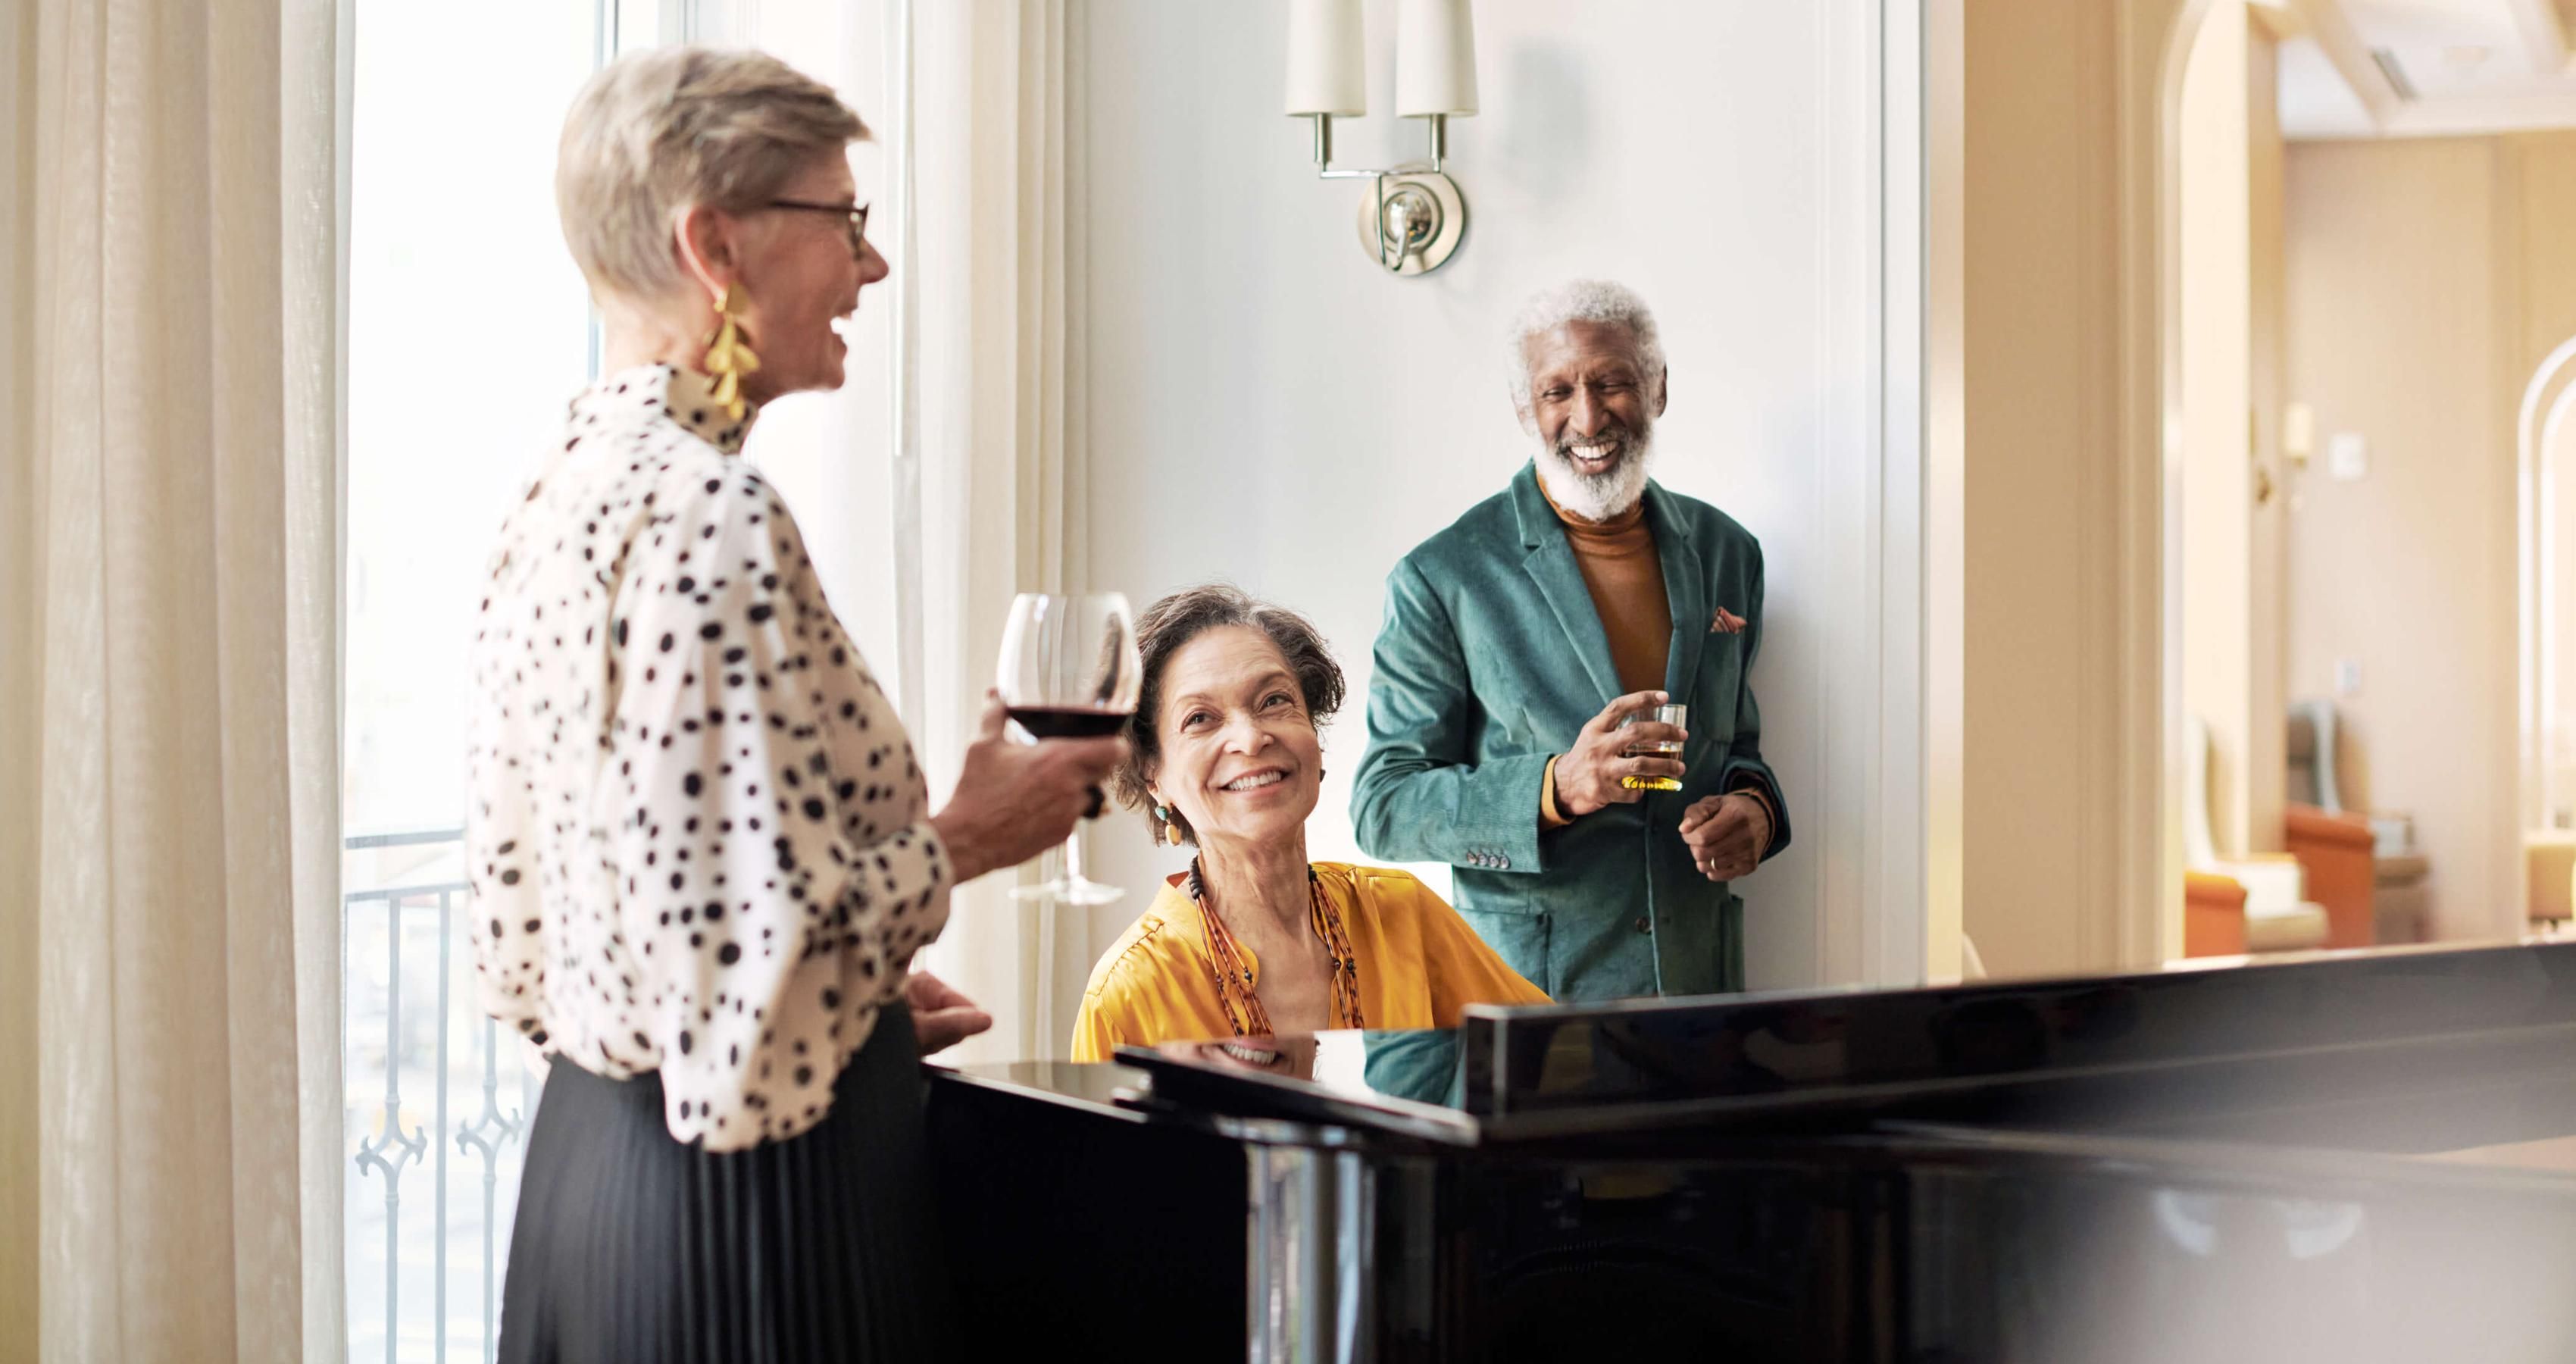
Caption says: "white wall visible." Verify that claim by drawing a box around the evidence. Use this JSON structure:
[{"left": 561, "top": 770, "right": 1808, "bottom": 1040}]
[
  {"left": 2282, "top": 135, "right": 2520, "bottom": 940},
  {"left": 1073, "top": 0, "right": 1889, "bottom": 1000}
]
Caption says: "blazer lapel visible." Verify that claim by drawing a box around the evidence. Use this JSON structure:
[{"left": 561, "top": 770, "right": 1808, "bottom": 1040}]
[
  {"left": 1646, "top": 483, "right": 1708, "bottom": 701},
  {"left": 1511, "top": 465, "right": 1622, "bottom": 709}
]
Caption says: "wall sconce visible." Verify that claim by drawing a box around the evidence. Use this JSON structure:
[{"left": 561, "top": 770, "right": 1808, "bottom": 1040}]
[
  {"left": 1285, "top": 0, "right": 1477, "bottom": 277},
  {"left": 2283, "top": 401, "right": 2315, "bottom": 470}
]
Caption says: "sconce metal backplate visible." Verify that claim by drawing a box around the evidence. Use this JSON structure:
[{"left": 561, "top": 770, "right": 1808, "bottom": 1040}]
[{"left": 1355, "top": 167, "right": 1468, "bottom": 277}]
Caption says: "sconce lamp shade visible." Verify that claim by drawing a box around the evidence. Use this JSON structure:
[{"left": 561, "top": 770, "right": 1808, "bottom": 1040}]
[
  {"left": 2283, "top": 400, "right": 2316, "bottom": 462},
  {"left": 1395, "top": 0, "right": 1478, "bottom": 116},
  {"left": 1285, "top": 0, "right": 1368, "bottom": 116}
]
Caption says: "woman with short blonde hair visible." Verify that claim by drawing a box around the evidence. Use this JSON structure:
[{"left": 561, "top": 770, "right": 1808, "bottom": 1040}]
[{"left": 470, "top": 46, "right": 1124, "bottom": 1362}]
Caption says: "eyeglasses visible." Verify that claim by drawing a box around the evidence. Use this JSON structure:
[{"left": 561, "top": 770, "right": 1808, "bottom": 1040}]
[{"left": 766, "top": 199, "right": 871, "bottom": 258}]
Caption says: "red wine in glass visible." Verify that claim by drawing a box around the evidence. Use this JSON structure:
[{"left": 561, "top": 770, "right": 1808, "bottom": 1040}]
[
  {"left": 1005, "top": 705, "right": 1131, "bottom": 740},
  {"left": 996, "top": 592, "right": 1143, "bottom": 905}
]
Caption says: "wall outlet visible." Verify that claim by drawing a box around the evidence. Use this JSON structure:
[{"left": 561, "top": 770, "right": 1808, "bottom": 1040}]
[
  {"left": 2328, "top": 433, "right": 2368, "bottom": 481},
  {"left": 2334, "top": 659, "right": 2362, "bottom": 696}
]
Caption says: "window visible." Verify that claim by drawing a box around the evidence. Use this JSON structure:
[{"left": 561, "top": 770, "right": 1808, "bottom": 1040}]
[
  {"left": 342, "top": 4, "right": 599, "bottom": 1359},
  {"left": 341, "top": 2, "right": 893, "bottom": 1357}
]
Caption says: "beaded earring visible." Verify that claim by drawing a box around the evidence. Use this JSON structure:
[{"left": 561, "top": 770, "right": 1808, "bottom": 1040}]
[
  {"left": 1155, "top": 802, "right": 1185, "bottom": 846},
  {"left": 702, "top": 283, "right": 761, "bottom": 421}
]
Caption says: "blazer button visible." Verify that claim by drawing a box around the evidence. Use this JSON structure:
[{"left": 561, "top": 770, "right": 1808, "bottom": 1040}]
[
  {"left": 1634, "top": 917, "right": 1651, "bottom": 934},
  {"left": 1495, "top": 856, "right": 1510, "bottom": 870}
]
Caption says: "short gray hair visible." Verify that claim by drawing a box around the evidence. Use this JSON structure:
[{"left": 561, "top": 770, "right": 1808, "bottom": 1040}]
[
  {"left": 556, "top": 45, "right": 869, "bottom": 303},
  {"left": 1505, "top": 279, "right": 1666, "bottom": 415}
]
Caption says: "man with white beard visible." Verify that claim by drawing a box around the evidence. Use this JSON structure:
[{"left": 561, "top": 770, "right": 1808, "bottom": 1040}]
[{"left": 1352, "top": 280, "right": 1788, "bottom": 1000}]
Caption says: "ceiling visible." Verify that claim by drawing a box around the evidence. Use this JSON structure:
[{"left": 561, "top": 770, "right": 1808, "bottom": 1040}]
[{"left": 2272, "top": 0, "right": 2576, "bottom": 138}]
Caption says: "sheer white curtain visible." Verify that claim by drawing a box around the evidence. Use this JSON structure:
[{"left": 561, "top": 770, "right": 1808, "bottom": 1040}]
[
  {"left": 899, "top": 0, "right": 1099, "bottom": 1064},
  {"left": 630, "top": 0, "right": 1093, "bottom": 1064},
  {"left": 1, "top": 0, "right": 347, "bottom": 1357}
]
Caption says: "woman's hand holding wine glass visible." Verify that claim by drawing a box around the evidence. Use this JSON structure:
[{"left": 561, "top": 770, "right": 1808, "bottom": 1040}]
[{"left": 930, "top": 691, "right": 1127, "bottom": 884}]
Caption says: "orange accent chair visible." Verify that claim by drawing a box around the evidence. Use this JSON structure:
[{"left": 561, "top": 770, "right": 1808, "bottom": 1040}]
[
  {"left": 2287, "top": 699, "right": 2426, "bottom": 943},
  {"left": 2184, "top": 871, "right": 2249, "bottom": 958},
  {"left": 2284, "top": 804, "right": 2374, "bottom": 949}
]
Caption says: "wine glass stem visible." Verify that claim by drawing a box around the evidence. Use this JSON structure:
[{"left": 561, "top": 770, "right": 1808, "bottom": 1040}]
[{"left": 1062, "top": 827, "right": 1088, "bottom": 887}]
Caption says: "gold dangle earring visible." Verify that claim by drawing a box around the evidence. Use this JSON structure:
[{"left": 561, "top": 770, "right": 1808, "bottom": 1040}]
[
  {"left": 702, "top": 283, "right": 762, "bottom": 421},
  {"left": 1155, "top": 802, "right": 1184, "bottom": 846}
]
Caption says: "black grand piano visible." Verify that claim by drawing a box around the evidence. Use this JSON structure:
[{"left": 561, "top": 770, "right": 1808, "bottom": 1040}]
[{"left": 927, "top": 941, "right": 2576, "bottom": 1362}]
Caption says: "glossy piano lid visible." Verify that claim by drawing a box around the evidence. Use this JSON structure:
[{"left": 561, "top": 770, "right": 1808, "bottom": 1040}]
[
  {"left": 1450, "top": 939, "right": 2576, "bottom": 1128},
  {"left": 935, "top": 1028, "right": 1487, "bottom": 1143},
  {"left": 1115, "top": 1028, "right": 1486, "bottom": 1143},
  {"left": 1085, "top": 939, "right": 2576, "bottom": 1147},
  {"left": 1132, "top": 1030, "right": 1465, "bottom": 1097},
  {"left": 929, "top": 1056, "right": 1155, "bottom": 1123},
  {"left": 930, "top": 941, "right": 2576, "bottom": 1156}
]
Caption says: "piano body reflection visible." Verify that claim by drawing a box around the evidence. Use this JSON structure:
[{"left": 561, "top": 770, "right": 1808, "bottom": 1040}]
[{"left": 927, "top": 943, "right": 2576, "bottom": 1362}]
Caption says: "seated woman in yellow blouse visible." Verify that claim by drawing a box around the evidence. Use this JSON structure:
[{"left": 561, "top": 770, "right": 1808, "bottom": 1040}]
[{"left": 1072, "top": 585, "right": 1547, "bottom": 1062}]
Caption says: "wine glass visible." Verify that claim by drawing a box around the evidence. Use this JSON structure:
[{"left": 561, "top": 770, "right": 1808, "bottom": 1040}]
[{"left": 995, "top": 592, "right": 1142, "bottom": 905}]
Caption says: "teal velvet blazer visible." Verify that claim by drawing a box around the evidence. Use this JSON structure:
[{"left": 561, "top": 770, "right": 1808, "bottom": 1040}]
[{"left": 1350, "top": 463, "right": 1788, "bottom": 1000}]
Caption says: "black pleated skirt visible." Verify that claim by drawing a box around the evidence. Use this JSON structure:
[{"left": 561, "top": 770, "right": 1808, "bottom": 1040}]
[{"left": 498, "top": 1003, "right": 955, "bottom": 1364}]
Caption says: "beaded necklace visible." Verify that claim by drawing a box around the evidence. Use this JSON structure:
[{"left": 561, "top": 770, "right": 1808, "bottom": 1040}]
[{"left": 1187, "top": 857, "right": 1366, "bottom": 1037}]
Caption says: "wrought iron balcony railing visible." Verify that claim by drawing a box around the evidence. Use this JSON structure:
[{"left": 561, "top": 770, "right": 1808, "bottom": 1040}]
[{"left": 345, "top": 825, "right": 533, "bottom": 1364}]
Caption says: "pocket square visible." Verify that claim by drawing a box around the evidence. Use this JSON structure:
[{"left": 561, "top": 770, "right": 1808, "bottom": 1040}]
[{"left": 1711, "top": 606, "right": 1748, "bottom": 635}]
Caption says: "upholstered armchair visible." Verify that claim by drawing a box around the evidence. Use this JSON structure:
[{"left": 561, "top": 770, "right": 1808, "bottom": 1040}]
[
  {"left": 2184, "top": 871, "right": 2249, "bottom": 957},
  {"left": 2285, "top": 699, "right": 2430, "bottom": 944},
  {"left": 2283, "top": 806, "right": 2373, "bottom": 949},
  {"left": 2187, "top": 715, "right": 2327, "bottom": 952}
]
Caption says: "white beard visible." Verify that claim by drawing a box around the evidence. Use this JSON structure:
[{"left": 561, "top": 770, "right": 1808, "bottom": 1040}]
[{"left": 1535, "top": 425, "right": 1655, "bottom": 521}]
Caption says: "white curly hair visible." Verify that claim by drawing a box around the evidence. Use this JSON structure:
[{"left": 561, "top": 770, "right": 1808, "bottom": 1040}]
[{"left": 1504, "top": 278, "right": 1666, "bottom": 421}]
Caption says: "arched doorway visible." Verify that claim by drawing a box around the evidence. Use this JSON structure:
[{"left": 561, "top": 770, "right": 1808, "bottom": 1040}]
[
  {"left": 2518, "top": 339, "right": 2576, "bottom": 846},
  {"left": 2148, "top": 0, "right": 2223, "bottom": 966}
]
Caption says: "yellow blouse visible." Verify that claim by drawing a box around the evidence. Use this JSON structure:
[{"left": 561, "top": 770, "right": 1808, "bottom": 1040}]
[{"left": 1070, "top": 862, "right": 1550, "bottom": 1062}]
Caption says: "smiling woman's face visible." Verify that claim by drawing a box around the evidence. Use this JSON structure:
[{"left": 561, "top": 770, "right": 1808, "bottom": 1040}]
[
  {"left": 1148, "top": 625, "right": 1323, "bottom": 854},
  {"left": 731, "top": 151, "right": 887, "bottom": 403}
]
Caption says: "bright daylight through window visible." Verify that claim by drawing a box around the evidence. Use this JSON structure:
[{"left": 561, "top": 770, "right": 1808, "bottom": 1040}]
[
  {"left": 340, "top": 4, "right": 596, "bottom": 1359},
  {"left": 340, "top": 2, "right": 889, "bottom": 1358}
]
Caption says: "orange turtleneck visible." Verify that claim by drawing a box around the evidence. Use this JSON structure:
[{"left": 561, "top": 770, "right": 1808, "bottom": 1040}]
[{"left": 1539, "top": 478, "right": 1672, "bottom": 693}]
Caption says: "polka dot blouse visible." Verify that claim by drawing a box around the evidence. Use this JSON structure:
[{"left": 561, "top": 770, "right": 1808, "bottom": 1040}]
[{"left": 466, "top": 363, "right": 950, "bottom": 1151}]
